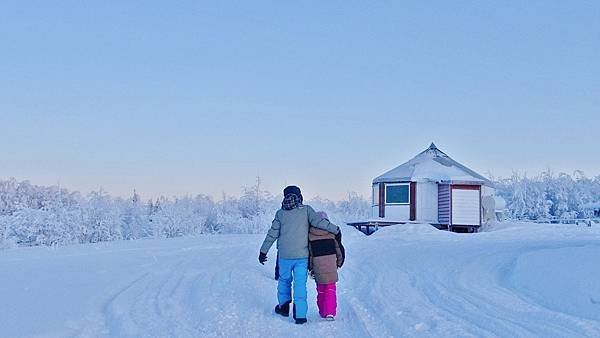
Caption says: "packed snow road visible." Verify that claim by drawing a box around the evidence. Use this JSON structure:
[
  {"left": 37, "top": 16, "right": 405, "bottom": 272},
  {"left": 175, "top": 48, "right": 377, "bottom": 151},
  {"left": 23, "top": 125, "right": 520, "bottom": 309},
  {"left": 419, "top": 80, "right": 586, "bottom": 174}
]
[{"left": 2, "top": 222, "right": 600, "bottom": 337}]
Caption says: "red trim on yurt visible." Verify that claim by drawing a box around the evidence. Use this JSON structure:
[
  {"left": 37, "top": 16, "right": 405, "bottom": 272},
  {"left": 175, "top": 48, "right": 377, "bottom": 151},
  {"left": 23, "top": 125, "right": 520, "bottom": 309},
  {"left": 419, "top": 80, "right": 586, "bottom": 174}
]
[
  {"left": 451, "top": 184, "right": 480, "bottom": 190},
  {"left": 449, "top": 187, "right": 453, "bottom": 226},
  {"left": 378, "top": 183, "right": 385, "bottom": 218},
  {"left": 409, "top": 182, "right": 416, "bottom": 221},
  {"left": 450, "top": 184, "right": 483, "bottom": 228},
  {"left": 479, "top": 187, "right": 482, "bottom": 226}
]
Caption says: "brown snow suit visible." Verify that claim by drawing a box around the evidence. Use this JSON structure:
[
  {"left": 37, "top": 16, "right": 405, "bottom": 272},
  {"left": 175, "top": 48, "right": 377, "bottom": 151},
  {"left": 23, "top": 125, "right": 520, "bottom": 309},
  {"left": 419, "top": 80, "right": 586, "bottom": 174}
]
[{"left": 308, "top": 227, "right": 343, "bottom": 284}]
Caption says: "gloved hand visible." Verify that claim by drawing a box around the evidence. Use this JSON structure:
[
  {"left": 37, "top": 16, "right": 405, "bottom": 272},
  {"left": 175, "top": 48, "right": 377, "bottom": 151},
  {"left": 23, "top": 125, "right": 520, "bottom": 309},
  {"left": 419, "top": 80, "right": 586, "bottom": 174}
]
[
  {"left": 258, "top": 252, "right": 268, "bottom": 265},
  {"left": 337, "top": 243, "right": 346, "bottom": 268}
]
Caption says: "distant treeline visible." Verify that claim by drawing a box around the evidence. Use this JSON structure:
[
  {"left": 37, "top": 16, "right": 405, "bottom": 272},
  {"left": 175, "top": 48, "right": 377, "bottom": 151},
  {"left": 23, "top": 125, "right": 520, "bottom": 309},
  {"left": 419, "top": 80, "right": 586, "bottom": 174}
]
[
  {"left": 493, "top": 170, "right": 600, "bottom": 220},
  {"left": 0, "top": 178, "right": 370, "bottom": 248},
  {"left": 2, "top": 171, "right": 599, "bottom": 248}
]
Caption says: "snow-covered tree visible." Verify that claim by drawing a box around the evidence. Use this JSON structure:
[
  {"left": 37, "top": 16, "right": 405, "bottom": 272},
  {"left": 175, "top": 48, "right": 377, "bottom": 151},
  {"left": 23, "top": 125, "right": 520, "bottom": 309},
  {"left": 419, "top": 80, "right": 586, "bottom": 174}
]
[
  {"left": 494, "top": 170, "right": 600, "bottom": 220},
  {"left": 121, "top": 190, "right": 149, "bottom": 240},
  {"left": 83, "top": 189, "right": 122, "bottom": 243}
]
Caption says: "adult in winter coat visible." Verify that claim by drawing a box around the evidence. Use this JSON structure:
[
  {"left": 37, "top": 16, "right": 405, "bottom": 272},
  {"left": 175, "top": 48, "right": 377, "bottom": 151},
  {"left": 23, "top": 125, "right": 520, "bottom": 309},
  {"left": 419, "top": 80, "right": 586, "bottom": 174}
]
[
  {"left": 258, "top": 185, "right": 339, "bottom": 325},
  {"left": 308, "top": 211, "right": 345, "bottom": 319}
]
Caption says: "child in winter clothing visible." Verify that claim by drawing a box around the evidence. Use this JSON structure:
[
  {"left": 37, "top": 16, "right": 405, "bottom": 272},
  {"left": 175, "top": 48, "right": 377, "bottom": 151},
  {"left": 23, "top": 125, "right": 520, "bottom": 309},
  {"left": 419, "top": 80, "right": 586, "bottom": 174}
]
[
  {"left": 308, "top": 211, "right": 345, "bottom": 319},
  {"left": 259, "top": 186, "right": 340, "bottom": 325}
]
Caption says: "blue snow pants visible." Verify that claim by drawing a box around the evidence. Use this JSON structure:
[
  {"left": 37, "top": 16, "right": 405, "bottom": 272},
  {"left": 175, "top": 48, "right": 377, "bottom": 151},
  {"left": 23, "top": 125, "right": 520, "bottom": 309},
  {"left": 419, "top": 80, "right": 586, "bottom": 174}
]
[{"left": 277, "top": 257, "right": 308, "bottom": 319}]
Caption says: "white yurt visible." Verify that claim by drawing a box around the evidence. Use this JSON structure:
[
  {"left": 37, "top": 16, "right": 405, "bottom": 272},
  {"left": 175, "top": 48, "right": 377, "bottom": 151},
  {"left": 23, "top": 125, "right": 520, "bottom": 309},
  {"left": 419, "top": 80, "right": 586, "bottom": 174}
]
[{"left": 370, "top": 143, "right": 495, "bottom": 232}]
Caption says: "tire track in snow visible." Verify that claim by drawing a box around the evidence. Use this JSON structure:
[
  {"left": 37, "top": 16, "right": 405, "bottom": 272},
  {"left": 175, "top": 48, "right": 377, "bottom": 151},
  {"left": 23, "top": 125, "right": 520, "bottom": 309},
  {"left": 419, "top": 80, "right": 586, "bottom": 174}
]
[
  {"left": 82, "top": 272, "right": 150, "bottom": 337},
  {"left": 341, "top": 231, "right": 600, "bottom": 337},
  {"left": 69, "top": 231, "right": 600, "bottom": 338},
  {"left": 340, "top": 263, "right": 400, "bottom": 337},
  {"left": 496, "top": 243, "right": 600, "bottom": 336},
  {"left": 416, "top": 243, "right": 600, "bottom": 337},
  {"left": 84, "top": 245, "right": 227, "bottom": 337}
]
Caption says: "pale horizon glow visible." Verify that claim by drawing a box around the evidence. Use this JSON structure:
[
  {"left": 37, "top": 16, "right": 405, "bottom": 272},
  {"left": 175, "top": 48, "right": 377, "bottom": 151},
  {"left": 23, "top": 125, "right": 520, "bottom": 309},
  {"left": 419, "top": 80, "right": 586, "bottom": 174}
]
[{"left": 1, "top": 1, "right": 598, "bottom": 201}]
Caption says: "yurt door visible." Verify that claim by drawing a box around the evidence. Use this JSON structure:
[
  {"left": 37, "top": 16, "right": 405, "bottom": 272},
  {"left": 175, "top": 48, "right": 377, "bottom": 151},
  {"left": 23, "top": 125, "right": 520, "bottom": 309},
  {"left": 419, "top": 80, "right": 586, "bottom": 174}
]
[{"left": 451, "top": 185, "right": 481, "bottom": 226}]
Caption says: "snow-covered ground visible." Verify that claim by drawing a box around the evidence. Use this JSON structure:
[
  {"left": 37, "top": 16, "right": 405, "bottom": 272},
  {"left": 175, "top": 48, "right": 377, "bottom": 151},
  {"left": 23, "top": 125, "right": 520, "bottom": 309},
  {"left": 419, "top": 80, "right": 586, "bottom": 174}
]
[{"left": 2, "top": 222, "right": 600, "bottom": 337}]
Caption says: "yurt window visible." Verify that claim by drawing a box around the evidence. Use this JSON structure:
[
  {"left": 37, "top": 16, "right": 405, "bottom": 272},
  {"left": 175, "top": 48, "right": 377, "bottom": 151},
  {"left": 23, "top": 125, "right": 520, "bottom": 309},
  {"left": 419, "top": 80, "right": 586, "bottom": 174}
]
[{"left": 385, "top": 183, "right": 410, "bottom": 204}]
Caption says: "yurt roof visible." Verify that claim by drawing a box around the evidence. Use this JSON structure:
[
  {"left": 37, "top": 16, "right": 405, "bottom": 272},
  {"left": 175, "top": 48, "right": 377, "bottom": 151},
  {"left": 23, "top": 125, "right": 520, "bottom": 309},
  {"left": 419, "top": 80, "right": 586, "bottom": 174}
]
[{"left": 373, "top": 143, "right": 493, "bottom": 187}]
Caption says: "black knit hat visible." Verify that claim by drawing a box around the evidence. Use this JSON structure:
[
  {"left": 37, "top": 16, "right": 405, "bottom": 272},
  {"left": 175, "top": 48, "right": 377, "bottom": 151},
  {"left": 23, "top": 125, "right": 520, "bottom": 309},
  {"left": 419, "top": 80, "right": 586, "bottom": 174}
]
[{"left": 283, "top": 185, "right": 303, "bottom": 202}]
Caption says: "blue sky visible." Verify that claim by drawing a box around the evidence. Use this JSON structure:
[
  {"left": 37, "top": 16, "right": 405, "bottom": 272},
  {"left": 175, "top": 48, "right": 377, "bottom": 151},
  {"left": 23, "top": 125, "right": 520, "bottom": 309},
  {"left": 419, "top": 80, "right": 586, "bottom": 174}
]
[{"left": 1, "top": 1, "right": 598, "bottom": 200}]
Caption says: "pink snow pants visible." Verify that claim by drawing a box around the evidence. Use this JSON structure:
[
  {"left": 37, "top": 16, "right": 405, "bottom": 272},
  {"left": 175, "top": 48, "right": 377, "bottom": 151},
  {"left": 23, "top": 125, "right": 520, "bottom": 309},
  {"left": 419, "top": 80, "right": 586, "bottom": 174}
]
[{"left": 316, "top": 283, "right": 337, "bottom": 318}]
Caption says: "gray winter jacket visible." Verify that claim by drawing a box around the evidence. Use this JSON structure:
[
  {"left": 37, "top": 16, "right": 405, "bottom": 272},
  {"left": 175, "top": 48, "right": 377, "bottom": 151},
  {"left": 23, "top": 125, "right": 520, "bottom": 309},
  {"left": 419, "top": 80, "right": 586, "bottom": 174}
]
[{"left": 260, "top": 205, "right": 339, "bottom": 259}]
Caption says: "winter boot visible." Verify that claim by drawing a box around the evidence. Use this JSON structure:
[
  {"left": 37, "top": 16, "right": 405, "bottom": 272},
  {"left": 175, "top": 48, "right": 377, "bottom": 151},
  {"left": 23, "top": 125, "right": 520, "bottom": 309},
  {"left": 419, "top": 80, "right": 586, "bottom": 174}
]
[
  {"left": 274, "top": 301, "right": 291, "bottom": 317},
  {"left": 292, "top": 304, "right": 307, "bottom": 324}
]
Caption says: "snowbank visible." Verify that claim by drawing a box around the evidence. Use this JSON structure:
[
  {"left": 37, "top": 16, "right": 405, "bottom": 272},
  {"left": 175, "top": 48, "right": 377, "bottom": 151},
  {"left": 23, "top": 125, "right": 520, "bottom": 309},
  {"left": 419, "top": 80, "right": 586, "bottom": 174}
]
[{"left": 509, "top": 245, "right": 600, "bottom": 321}]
